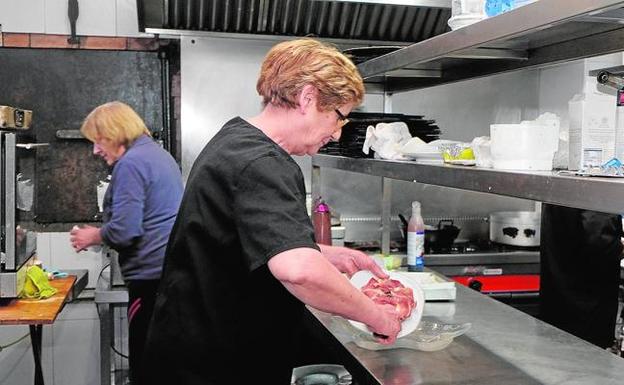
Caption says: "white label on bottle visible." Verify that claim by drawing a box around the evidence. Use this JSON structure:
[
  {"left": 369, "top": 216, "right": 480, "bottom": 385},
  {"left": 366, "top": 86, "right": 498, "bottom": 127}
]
[{"left": 407, "top": 231, "right": 425, "bottom": 266}]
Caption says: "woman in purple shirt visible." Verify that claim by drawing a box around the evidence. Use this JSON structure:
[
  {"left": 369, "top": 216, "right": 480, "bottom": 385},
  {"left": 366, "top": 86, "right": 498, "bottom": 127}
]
[{"left": 70, "top": 101, "right": 183, "bottom": 385}]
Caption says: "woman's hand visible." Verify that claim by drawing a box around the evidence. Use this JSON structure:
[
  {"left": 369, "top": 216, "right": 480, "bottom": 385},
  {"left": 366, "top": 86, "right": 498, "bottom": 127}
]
[
  {"left": 319, "top": 244, "right": 388, "bottom": 279},
  {"left": 368, "top": 303, "right": 402, "bottom": 345},
  {"left": 69, "top": 225, "right": 103, "bottom": 252}
]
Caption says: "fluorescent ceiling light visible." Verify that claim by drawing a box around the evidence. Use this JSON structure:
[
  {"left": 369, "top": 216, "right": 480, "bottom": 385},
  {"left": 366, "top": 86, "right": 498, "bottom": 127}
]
[{"left": 312, "top": 0, "right": 452, "bottom": 8}]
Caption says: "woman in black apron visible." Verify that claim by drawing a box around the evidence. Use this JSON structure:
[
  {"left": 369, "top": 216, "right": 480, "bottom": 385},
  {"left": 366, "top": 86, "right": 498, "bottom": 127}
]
[{"left": 540, "top": 204, "right": 623, "bottom": 348}]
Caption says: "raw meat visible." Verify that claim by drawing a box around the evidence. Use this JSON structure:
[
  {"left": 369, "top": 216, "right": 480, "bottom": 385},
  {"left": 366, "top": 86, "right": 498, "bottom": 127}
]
[{"left": 361, "top": 277, "right": 416, "bottom": 320}]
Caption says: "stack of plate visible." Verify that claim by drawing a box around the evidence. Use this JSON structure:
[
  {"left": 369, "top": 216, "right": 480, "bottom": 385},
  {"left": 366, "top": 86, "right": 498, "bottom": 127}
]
[{"left": 319, "top": 112, "right": 441, "bottom": 158}]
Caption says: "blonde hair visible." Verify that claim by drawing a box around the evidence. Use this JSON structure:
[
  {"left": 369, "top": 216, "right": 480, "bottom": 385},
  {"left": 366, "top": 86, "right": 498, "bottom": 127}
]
[
  {"left": 256, "top": 39, "right": 365, "bottom": 111},
  {"left": 80, "top": 101, "right": 151, "bottom": 147}
]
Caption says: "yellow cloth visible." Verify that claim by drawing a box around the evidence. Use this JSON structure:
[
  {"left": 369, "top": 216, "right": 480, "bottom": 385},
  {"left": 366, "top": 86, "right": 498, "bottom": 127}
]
[{"left": 19, "top": 265, "right": 57, "bottom": 299}]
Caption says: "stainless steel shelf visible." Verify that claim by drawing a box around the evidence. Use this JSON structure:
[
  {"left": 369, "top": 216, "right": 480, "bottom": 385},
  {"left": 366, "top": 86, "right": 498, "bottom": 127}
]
[
  {"left": 312, "top": 154, "right": 624, "bottom": 214},
  {"left": 359, "top": 0, "right": 624, "bottom": 92}
]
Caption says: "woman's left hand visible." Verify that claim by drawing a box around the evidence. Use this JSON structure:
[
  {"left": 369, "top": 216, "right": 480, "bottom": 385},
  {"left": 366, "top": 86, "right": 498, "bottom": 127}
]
[{"left": 319, "top": 244, "right": 388, "bottom": 279}]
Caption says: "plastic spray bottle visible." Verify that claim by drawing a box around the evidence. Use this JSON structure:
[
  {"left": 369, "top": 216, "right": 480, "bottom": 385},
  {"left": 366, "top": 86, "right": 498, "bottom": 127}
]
[{"left": 407, "top": 201, "right": 425, "bottom": 272}]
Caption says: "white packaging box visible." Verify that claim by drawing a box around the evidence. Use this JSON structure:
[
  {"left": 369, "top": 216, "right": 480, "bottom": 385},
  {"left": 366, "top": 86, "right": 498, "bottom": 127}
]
[{"left": 568, "top": 84, "right": 616, "bottom": 170}]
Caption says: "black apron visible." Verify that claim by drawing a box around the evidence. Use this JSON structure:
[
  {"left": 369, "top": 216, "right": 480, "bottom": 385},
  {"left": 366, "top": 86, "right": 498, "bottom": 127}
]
[{"left": 540, "top": 204, "right": 623, "bottom": 348}]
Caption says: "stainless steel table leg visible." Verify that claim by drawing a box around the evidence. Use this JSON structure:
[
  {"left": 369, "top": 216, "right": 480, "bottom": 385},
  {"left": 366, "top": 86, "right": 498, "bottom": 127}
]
[
  {"left": 29, "top": 324, "right": 43, "bottom": 385},
  {"left": 99, "top": 303, "right": 113, "bottom": 385}
]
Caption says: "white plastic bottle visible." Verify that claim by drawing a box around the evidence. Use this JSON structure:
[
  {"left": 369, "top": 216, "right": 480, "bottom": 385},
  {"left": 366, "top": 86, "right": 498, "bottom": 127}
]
[
  {"left": 407, "top": 201, "right": 425, "bottom": 272},
  {"left": 615, "top": 90, "right": 624, "bottom": 160}
]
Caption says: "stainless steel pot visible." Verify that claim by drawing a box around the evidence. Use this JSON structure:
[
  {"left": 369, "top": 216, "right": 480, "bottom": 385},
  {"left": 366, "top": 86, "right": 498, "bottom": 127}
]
[
  {"left": 291, "top": 365, "right": 352, "bottom": 385},
  {"left": 489, "top": 211, "right": 540, "bottom": 247}
]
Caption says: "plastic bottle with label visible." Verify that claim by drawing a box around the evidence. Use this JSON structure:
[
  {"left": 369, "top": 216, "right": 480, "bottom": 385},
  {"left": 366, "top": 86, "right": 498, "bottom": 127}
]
[
  {"left": 313, "top": 198, "right": 332, "bottom": 246},
  {"left": 615, "top": 90, "right": 624, "bottom": 160},
  {"left": 407, "top": 201, "right": 425, "bottom": 272}
]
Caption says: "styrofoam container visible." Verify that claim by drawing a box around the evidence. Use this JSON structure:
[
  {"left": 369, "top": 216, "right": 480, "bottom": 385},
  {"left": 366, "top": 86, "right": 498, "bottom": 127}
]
[{"left": 490, "top": 123, "right": 559, "bottom": 170}]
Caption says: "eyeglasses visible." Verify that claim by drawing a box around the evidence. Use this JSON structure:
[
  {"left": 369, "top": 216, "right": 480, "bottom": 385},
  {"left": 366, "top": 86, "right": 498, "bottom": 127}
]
[{"left": 334, "top": 109, "right": 349, "bottom": 127}]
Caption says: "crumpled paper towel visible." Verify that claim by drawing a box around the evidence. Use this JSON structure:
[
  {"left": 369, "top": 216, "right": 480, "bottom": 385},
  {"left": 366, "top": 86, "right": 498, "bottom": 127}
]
[{"left": 362, "top": 122, "right": 412, "bottom": 160}]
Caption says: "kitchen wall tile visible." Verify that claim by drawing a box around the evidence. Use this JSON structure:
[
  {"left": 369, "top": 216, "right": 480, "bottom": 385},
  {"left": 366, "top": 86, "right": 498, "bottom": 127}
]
[
  {"left": 0, "top": 325, "right": 46, "bottom": 385},
  {"left": 116, "top": 0, "right": 151, "bottom": 38},
  {"left": 56, "top": 301, "right": 98, "bottom": 322},
  {"left": 52, "top": 317, "right": 100, "bottom": 385},
  {"left": 45, "top": 0, "right": 116, "bottom": 37},
  {"left": 75, "top": 0, "right": 116, "bottom": 37},
  {"left": 49, "top": 232, "right": 103, "bottom": 289},
  {"left": 0, "top": 0, "right": 45, "bottom": 33},
  {"left": 43, "top": 0, "right": 68, "bottom": 35},
  {"left": 35, "top": 232, "right": 52, "bottom": 268},
  {"left": 40, "top": 325, "right": 54, "bottom": 385},
  {"left": 3, "top": 33, "right": 30, "bottom": 47}
]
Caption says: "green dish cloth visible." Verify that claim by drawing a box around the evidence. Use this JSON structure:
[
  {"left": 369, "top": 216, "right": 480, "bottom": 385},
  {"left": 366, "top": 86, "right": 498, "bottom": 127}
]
[{"left": 19, "top": 265, "right": 57, "bottom": 299}]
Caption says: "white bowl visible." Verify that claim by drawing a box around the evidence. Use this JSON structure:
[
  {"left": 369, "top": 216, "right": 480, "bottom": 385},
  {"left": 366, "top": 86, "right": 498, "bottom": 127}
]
[{"left": 348, "top": 270, "right": 425, "bottom": 339}]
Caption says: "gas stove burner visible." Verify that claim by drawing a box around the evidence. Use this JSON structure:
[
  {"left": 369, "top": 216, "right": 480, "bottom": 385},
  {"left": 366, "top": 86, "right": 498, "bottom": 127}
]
[{"left": 428, "top": 240, "right": 539, "bottom": 254}]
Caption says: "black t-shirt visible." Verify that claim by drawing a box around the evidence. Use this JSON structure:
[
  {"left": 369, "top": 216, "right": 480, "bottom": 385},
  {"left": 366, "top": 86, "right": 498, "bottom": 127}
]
[
  {"left": 540, "top": 205, "right": 623, "bottom": 348},
  {"left": 144, "top": 117, "right": 320, "bottom": 385}
]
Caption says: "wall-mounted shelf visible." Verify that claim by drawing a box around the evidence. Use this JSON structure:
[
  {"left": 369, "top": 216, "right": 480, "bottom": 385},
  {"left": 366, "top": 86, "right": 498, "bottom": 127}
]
[
  {"left": 359, "top": 0, "right": 624, "bottom": 92},
  {"left": 312, "top": 154, "right": 624, "bottom": 214}
]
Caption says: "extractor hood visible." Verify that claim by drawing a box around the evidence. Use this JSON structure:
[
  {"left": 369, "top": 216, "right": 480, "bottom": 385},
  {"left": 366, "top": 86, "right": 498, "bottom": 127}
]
[{"left": 136, "top": 0, "right": 452, "bottom": 45}]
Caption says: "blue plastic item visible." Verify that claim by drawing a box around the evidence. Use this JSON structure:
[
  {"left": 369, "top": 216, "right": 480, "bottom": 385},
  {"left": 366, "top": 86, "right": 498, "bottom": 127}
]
[
  {"left": 49, "top": 270, "right": 68, "bottom": 278},
  {"left": 485, "top": 0, "right": 514, "bottom": 17},
  {"left": 602, "top": 157, "right": 622, "bottom": 169}
]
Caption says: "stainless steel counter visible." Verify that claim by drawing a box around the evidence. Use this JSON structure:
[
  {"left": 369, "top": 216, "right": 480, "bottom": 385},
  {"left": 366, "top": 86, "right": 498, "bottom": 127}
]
[{"left": 307, "top": 283, "right": 624, "bottom": 385}]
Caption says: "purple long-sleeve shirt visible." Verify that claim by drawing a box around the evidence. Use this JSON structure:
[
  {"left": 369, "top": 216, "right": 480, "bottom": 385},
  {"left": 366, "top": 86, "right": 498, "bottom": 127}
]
[{"left": 101, "top": 135, "right": 183, "bottom": 280}]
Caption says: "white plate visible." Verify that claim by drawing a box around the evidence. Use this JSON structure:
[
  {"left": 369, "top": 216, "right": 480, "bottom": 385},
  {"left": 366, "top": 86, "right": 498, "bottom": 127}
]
[
  {"left": 444, "top": 159, "right": 476, "bottom": 166},
  {"left": 349, "top": 270, "right": 425, "bottom": 339},
  {"left": 401, "top": 152, "right": 444, "bottom": 164}
]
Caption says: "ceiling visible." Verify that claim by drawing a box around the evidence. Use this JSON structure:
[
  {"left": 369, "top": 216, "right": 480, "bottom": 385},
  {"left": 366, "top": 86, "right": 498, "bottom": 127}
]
[{"left": 137, "top": 0, "right": 452, "bottom": 45}]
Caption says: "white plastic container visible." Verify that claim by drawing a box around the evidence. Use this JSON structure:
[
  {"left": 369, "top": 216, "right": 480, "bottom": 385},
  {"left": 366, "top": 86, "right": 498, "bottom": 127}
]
[
  {"left": 490, "top": 123, "right": 559, "bottom": 170},
  {"left": 448, "top": 0, "right": 486, "bottom": 30}
]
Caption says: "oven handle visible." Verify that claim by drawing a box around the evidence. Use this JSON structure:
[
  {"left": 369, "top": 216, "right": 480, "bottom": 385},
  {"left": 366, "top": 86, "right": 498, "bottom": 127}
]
[{"left": 487, "top": 291, "right": 539, "bottom": 299}]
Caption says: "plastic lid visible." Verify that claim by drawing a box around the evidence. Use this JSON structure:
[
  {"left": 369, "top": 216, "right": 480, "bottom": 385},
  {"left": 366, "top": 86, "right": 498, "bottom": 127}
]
[{"left": 412, "top": 201, "right": 421, "bottom": 209}]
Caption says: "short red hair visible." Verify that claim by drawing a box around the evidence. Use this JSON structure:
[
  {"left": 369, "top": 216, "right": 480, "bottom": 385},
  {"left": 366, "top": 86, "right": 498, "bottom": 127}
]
[{"left": 257, "top": 39, "right": 365, "bottom": 111}]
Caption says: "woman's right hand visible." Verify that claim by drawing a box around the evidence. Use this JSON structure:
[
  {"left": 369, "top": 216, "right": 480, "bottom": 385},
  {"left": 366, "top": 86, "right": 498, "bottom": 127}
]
[
  {"left": 367, "top": 304, "right": 402, "bottom": 345},
  {"left": 69, "top": 225, "right": 102, "bottom": 252}
]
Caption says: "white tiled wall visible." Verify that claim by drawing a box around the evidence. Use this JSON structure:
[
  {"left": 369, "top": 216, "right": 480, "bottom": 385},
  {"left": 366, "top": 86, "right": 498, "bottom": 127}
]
[
  {"left": 0, "top": 0, "right": 150, "bottom": 37},
  {"left": 0, "top": 304, "right": 102, "bottom": 385},
  {"left": 37, "top": 232, "right": 106, "bottom": 289},
  {"left": 52, "top": 303, "right": 101, "bottom": 385},
  {"left": 0, "top": 0, "right": 45, "bottom": 33}
]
